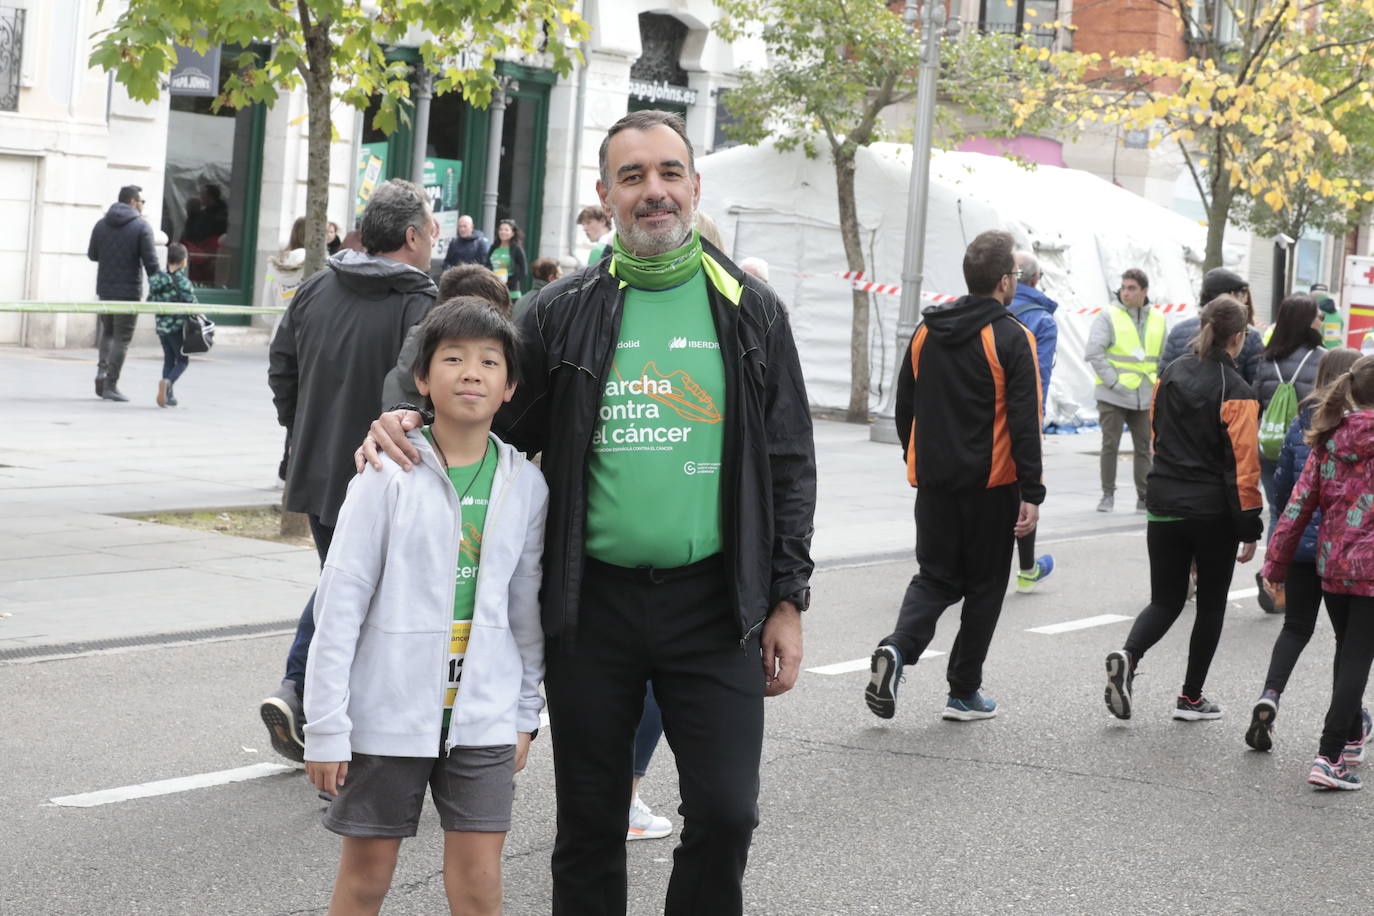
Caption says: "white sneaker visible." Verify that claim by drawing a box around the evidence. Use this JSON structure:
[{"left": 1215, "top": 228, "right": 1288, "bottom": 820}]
[{"left": 626, "top": 794, "right": 672, "bottom": 841}]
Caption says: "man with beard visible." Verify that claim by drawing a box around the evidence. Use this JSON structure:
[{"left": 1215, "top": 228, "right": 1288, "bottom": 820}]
[
  {"left": 359, "top": 109, "right": 817, "bottom": 915},
  {"left": 864, "top": 230, "right": 1044, "bottom": 723}
]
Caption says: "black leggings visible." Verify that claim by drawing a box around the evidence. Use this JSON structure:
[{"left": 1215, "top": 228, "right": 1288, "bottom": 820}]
[
  {"left": 1262, "top": 562, "right": 1325, "bottom": 695},
  {"left": 1318, "top": 593, "right": 1374, "bottom": 760},
  {"left": 1123, "top": 517, "right": 1240, "bottom": 699},
  {"left": 1017, "top": 530, "right": 1036, "bottom": 570}
]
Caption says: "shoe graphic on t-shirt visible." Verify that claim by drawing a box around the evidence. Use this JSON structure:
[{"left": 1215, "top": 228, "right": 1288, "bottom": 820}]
[
  {"left": 459, "top": 522, "right": 482, "bottom": 563},
  {"left": 639, "top": 361, "right": 722, "bottom": 424}
]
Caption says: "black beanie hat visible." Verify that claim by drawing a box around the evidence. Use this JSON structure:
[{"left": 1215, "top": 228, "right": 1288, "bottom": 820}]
[{"left": 1199, "top": 267, "right": 1247, "bottom": 305}]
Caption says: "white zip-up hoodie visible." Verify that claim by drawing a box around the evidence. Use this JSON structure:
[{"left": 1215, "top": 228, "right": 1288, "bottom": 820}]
[{"left": 304, "top": 430, "right": 548, "bottom": 761}]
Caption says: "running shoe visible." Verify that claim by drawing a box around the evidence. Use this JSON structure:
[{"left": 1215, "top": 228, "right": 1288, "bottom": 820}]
[
  {"left": 942, "top": 691, "right": 998, "bottom": 721},
  {"left": 1245, "top": 695, "right": 1278, "bottom": 751},
  {"left": 1308, "top": 755, "right": 1362, "bottom": 790},
  {"left": 1135, "top": 498, "right": 1147, "bottom": 512},
  {"left": 260, "top": 680, "right": 306, "bottom": 763},
  {"left": 1343, "top": 708, "right": 1373, "bottom": 767},
  {"left": 1016, "top": 555, "right": 1055, "bottom": 593},
  {"left": 1172, "top": 695, "right": 1223, "bottom": 721},
  {"left": 864, "top": 645, "right": 904, "bottom": 719},
  {"left": 1096, "top": 492, "right": 1114, "bottom": 512},
  {"left": 626, "top": 795, "right": 672, "bottom": 841},
  {"left": 1104, "top": 650, "right": 1134, "bottom": 720}
]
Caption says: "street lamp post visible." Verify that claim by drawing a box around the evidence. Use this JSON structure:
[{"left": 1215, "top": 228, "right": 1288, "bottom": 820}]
[{"left": 870, "top": 0, "right": 946, "bottom": 444}]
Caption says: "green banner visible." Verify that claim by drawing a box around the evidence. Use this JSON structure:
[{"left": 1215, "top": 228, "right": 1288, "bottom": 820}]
[{"left": 354, "top": 141, "right": 390, "bottom": 222}]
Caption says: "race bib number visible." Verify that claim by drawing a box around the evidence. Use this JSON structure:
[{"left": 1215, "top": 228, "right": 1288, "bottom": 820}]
[{"left": 444, "top": 620, "right": 471, "bottom": 709}]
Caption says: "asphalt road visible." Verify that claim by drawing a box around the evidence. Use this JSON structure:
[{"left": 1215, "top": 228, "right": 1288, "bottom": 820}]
[{"left": 5, "top": 526, "right": 1370, "bottom": 916}]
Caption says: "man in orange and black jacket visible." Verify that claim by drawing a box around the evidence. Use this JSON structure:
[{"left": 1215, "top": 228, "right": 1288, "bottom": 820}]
[{"left": 864, "top": 230, "right": 1045, "bottom": 722}]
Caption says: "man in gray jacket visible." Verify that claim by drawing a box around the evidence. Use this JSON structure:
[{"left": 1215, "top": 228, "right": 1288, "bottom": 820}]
[
  {"left": 87, "top": 185, "right": 160, "bottom": 401},
  {"left": 1085, "top": 268, "right": 1165, "bottom": 512},
  {"left": 261, "top": 179, "right": 438, "bottom": 762}
]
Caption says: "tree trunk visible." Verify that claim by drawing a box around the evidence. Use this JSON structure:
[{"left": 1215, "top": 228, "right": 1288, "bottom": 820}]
[
  {"left": 284, "top": 10, "right": 334, "bottom": 539},
  {"left": 834, "top": 150, "right": 870, "bottom": 423},
  {"left": 299, "top": 15, "right": 334, "bottom": 280},
  {"left": 1202, "top": 135, "right": 1234, "bottom": 272}
]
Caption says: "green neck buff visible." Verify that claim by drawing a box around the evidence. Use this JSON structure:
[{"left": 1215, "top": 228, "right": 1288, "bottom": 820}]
[{"left": 611, "top": 230, "right": 703, "bottom": 290}]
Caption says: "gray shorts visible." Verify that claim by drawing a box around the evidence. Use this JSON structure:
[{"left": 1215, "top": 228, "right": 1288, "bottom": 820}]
[{"left": 322, "top": 742, "right": 516, "bottom": 838}]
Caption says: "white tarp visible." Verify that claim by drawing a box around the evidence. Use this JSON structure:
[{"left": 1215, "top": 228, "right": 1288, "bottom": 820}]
[{"left": 697, "top": 142, "right": 1209, "bottom": 420}]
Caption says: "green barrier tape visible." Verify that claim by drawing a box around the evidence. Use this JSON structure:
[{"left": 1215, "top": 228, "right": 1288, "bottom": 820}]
[{"left": 0, "top": 301, "right": 285, "bottom": 315}]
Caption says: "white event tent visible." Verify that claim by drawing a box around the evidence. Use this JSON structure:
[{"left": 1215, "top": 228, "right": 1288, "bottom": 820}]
[{"left": 696, "top": 142, "right": 1210, "bottom": 423}]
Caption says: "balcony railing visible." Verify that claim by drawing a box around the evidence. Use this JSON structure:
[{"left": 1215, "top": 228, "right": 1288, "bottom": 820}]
[
  {"left": 976, "top": 18, "right": 1063, "bottom": 52},
  {"left": 0, "top": 6, "right": 23, "bottom": 112}
]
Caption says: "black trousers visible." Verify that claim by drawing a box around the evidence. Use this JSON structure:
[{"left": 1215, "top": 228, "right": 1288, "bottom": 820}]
[
  {"left": 546, "top": 556, "right": 763, "bottom": 916},
  {"left": 1318, "top": 593, "right": 1374, "bottom": 761},
  {"left": 882, "top": 484, "right": 1019, "bottom": 697},
  {"left": 95, "top": 312, "right": 138, "bottom": 386},
  {"left": 1123, "top": 517, "right": 1238, "bottom": 698},
  {"left": 1262, "top": 561, "right": 1325, "bottom": 695}
]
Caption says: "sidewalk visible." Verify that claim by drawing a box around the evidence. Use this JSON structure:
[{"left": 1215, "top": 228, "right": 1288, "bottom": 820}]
[{"left": 0, "top": 344, "right": 1133, "bottom": 655}]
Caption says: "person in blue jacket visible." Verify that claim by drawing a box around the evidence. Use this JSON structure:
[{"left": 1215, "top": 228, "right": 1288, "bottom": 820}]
[
  {"left": 1160, "top": 267, "right": 1264, "bottom": 384},
  {"left": 1245, "top": 346, "right": 1364, "bottom": 753},
  {"left": 1008, "top": 250, "right": 1056, "bottom": 593}
]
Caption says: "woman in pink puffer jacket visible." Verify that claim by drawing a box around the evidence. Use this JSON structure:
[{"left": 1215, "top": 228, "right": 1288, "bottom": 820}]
[{"left": 1264, "top": 355, "right": 1374, "bottom": 791}]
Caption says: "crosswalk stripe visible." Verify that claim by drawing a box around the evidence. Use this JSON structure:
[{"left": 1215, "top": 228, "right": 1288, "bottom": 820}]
[
  {"left": 807, "top": 649, "right": 945, "bottom": 675},
  {"left": 1026, "top": 614, "right": 1133, "bottom": 635}
]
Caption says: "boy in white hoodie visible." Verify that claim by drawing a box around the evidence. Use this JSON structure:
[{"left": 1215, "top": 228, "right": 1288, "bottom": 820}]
[{"left": 304, "top": 297, "right": 548, "bottom": 916}]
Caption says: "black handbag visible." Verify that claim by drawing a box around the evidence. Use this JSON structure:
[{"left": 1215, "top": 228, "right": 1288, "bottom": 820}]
[{"left": 181, "top": 314, "right": 216, "bottom": 354}]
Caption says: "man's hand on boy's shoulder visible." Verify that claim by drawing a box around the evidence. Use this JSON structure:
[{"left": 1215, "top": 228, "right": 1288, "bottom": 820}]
[
  {"left": 355, "top": 409, "right": 425, "bottom": 473},
  {"left": 306, "top": 759, "right": 349, "bottom": 796},
  {"left": 515, "top": 732, "right": 533, "bottom": 774}
]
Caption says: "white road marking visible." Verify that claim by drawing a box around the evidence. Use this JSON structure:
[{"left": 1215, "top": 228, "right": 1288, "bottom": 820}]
[
  {"left": 1026, "top": 614, "right": 1133, "bottom": 635},
  {"left": 807, "top": 649, "right": 945, "bottom": 675},
  {"left": 49, "top": 763, "right": 295, "bottom": 808},
  {"left": 1228, "top": 587, "right": 1259, "bottom": 600}
]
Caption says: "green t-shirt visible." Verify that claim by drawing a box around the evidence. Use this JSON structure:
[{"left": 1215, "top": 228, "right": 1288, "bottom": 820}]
[
  {"left": 425, "top": 430, "right": 498, "bottom": 727},
  {"left": 490, "top": 246, "right": 520, "bottom": 300},
  {"left": 585, "top": 269, "right": 726, "bottom": 568}
]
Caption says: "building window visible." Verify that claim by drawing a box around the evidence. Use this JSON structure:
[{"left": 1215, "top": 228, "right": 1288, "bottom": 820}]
[
  {"left": 161, "top": 44, "right": 266, "bottom": 311},
  {"left": 979, "top": 0, "right": 1059, "bottom": 50},
  {"left": 0, "top": 6, "right": 24, "bottom": 112},
  {"left": 628, "top": 13, "right": 697, "bottom": 121}
]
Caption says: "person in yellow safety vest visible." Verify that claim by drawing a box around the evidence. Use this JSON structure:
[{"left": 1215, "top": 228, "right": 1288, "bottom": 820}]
[
  {"left": 1084, "top": 268, "right": 1166, "bottom": 513},
  {"left": 1312, "top": 285, "right": 1345, "bottom": 349}
]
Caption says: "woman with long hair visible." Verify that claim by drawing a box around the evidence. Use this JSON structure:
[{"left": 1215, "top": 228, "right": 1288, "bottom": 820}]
[
  {"left": 1263, "top": 355, "right": 1374, "bottom": 789},
  {"left": 1246, "top": 347, "right": 1362, "bottom": 752},
  {"left": 1104, "top": 296, "right": 1263, "bottom": 722},
  {"left": 489, "top": 218, "right": 528, "bottom": 302},
  {"left": 1252, "top": 294, "right": 1324, "bottom": 610}
]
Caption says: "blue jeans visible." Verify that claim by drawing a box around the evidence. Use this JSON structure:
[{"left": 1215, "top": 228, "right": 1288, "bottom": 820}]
[
  {"left": 157, "top": 329, "right": 189, "bottom": 383},
  {"left": 284, "top": 514, "right": 335, "bottom": 687},
  {"left": 633, "top": 683, "right": 664, "bottom": 778}
]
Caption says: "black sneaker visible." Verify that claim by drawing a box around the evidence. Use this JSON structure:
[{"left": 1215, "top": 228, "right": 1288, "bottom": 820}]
[
  {"left": 260, "top": 680, "right": 306, "bottom": 762},
  {"left": 1173, "top": 694, "right": 1223, "bottom": 721},
  {"left": 1104, "top": 650, "right": 1134, "bottom": 720},
  {"left": 1246, "top": 696, "right": 1278, "bottom": 751},
  {"left": 864, "top": 645, "right": 904, "bottom": 719}
]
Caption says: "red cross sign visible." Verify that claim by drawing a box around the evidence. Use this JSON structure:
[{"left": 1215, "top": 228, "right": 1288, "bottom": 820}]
[{"left": 1364, "top": 266, "right": 1374, "bottom": 284}]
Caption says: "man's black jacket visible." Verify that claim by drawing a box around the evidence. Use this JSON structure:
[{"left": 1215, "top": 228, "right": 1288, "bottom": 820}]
[
  {"left": 87, "top": 202, "right": 158, "bottom": 301},
  {"left": 269, "top": 250, "right": 436, "bottom": 526},
  {"left": 495, "top": 239, "right": 817, "bottom": 646}
]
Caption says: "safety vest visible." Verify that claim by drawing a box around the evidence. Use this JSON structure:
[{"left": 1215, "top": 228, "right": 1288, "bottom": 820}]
[
  {"left": 1262, "top": 325, "right": 1274, "bottom": 345},
  {"left": 1095, "top": 305, "right": 1166, "bottom": 389},
  {"left": 1322, "top": 314, "right": 1344, "bottom": 348}
]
